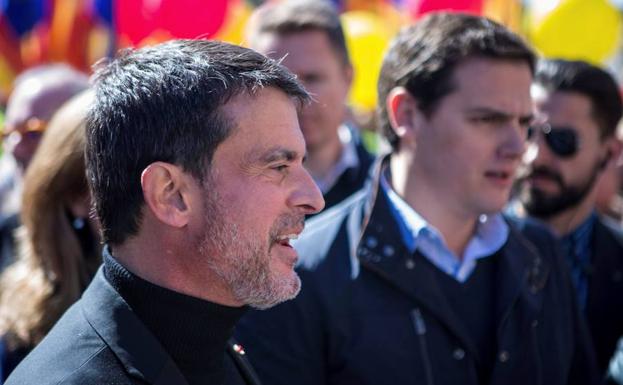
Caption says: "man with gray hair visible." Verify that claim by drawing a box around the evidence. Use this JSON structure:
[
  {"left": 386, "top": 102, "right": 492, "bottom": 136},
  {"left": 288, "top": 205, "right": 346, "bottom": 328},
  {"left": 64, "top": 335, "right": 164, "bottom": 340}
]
[{"left": 6, "top": 39, "right": 323, "bottom": 385}]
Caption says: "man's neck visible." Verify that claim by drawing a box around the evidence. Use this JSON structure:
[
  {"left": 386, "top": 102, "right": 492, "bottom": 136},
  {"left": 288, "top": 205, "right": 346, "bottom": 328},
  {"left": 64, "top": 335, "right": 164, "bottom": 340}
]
[
  {"left": 111, "top": 233, "right": 244, "bottom": 308},
  {"left": 537, "top": 194, "right": 597, "bottom": 237},
  {"left": 390, "top": 155, "right": 478, "bottom": 259},
  {"left": 304, "top": 134, "right": 343, "bottom": 182}
]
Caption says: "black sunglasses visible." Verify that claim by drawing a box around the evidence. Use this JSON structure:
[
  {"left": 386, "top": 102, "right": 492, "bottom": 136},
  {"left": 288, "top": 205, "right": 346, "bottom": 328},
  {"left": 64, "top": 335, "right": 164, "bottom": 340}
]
[{"left": 527, "top": 123, "right": 580, "bottom": 158}]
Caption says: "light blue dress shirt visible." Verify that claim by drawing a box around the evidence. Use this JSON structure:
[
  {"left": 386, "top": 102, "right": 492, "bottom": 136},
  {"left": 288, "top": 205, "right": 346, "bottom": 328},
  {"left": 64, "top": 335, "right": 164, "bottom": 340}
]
[{"left": 382, "top": 175, "right": 509, "bottom": 283}]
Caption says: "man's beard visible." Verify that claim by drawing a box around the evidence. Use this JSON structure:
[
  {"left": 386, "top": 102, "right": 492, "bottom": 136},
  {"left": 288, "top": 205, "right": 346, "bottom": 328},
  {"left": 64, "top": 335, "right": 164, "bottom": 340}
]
[
  {"left": 198, "top": 186, "right": 302, "bottom": 310},
  {"left": 520, "top": 163, "right": 600, "bottom": 219}
]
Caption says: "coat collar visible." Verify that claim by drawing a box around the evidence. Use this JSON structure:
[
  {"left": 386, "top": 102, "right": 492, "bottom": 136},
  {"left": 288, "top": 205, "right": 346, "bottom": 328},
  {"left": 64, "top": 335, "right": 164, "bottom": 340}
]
[
  {"left": 355, "top": 155, "right": 550, "bottom": 362},
  {"left": 80, "top": 268, "right": 189, "bottom": 385}
]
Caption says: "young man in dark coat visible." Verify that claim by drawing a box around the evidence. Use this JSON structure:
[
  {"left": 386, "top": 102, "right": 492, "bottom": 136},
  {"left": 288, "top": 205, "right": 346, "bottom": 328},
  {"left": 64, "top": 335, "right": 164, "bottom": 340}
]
[
  {"left": 236, "top": 13, "right": 599, "bottom": 385},
  {"left": 5, "top": 39, "right": 324, "bottom": 385},
  {"left": 517, "top": 58, "right": 623, "bottom": 375}
]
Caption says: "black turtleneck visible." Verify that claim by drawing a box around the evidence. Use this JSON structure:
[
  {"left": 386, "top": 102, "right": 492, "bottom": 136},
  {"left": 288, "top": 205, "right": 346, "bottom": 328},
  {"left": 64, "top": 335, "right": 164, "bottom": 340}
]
[{"left": 103, "top": 251, "right": 248, "bottom": 385}]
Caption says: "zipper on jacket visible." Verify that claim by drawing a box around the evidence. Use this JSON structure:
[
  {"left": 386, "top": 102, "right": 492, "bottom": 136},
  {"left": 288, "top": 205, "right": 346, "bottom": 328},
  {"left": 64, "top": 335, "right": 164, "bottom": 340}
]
[
  {"left": 411, "top": 308, "right": 434, "bottom": 385},
  {"left": 531, "top": 320, "right": 543, "bottom": 385}
]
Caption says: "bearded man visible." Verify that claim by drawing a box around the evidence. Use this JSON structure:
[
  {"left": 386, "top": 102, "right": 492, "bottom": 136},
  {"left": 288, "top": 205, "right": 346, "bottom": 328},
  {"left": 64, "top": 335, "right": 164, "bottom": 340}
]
[
  {"left": 518, "top": 58, "right": 623, "bottom": 375},
  {"left": 5, "top": 39, "right": 323, "bottom": 385}
]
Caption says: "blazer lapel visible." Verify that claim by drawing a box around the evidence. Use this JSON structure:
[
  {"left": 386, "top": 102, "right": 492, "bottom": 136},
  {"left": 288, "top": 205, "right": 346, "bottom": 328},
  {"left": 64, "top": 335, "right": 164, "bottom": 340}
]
[{"left": 81, "top": 268, "right": 189, "bottom": 385}]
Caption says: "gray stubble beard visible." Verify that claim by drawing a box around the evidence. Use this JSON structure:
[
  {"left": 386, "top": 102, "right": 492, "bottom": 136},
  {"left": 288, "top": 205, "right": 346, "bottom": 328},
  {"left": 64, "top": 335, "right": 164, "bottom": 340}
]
[{"left": 198, "top": 185, "right": 302, "bottom": 310}]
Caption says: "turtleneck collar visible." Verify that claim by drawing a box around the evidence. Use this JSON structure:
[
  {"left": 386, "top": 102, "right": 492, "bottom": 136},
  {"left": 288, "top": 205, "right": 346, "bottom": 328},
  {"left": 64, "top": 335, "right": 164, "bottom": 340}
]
[{"left": 102, "top": 247, "right": 247, "bottom": 385}]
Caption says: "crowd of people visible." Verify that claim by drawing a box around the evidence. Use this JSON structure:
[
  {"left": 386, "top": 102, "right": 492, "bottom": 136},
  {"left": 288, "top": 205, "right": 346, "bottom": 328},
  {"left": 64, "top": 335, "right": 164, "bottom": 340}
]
[{"left": 0, "top": 1, "right": 622, "bottom": 384}]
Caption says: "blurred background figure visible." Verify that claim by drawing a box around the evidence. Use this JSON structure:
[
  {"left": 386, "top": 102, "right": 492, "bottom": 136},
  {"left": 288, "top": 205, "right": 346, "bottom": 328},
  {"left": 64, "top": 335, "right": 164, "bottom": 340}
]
[
  {"left": 0, "top": 91, "right": 101, "bottom": 382},
  {"left": 0, "top": 64, "right": 89, "bottom": 271},
  {"left": 517, "top": 59, "right": 623, "bottom": 375},
  {"left": 245, "top": 0, "right": 375, "bottom": 211}
]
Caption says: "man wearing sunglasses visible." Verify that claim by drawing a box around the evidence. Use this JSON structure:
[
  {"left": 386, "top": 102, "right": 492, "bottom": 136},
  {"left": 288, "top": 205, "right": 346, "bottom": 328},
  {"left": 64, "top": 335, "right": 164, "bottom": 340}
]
[{"left": 518, "top": 59, "right": 623, "bottom": 375}]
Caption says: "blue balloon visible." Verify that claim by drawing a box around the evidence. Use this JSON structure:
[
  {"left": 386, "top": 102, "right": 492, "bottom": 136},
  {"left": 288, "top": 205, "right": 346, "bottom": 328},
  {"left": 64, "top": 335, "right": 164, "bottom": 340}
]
[{"left": 93, "top": 0, "right": 113, "bottom": 25}]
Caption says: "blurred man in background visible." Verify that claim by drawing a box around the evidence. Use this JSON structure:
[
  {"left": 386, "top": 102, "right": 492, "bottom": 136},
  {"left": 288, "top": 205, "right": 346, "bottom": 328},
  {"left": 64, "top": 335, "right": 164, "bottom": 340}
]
[
  {"left": 245, "top": 0, "right": 374, "bottom": 211},
  {"left": 518, "top": 59, "right": 623, "bottom": 374}
]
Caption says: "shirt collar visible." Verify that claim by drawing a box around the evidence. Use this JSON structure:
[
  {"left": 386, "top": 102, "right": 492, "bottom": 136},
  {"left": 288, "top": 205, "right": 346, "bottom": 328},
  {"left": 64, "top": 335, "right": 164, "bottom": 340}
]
[
  {"left": 561, "top": 211, "right": 597, "bottom": 246},
  {"left": 381, "top": 172, "right": 509, "bottom": 282},
  {"left": 314, "top": 124, "right": 360, "bottom": 193}
]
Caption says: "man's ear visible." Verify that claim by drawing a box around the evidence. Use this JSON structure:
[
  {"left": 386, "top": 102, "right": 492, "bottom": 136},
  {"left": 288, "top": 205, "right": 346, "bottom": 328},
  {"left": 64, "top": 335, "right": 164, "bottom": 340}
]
[
  {"left": 343, "top": 63, "right": 354, "bottom": 90},
  {"left": 610, "top": 137, "right": 623, "bottom": 166},
  {"left": 386, "top": 87, "right": 422, "bottom": 150},
  {"left": 601, "top": 136, "right": 623, "bottom": 170},
  {"left": 141, "top": 162, "right": 193, "bottom": 228}
]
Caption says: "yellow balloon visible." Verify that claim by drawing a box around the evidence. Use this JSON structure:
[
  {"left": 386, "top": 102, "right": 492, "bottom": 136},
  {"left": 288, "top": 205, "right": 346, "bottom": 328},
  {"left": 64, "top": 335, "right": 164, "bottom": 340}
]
[
  {"left": 341, "top": 11, "right": 392, "bottom": 113},
  {"left": 530, "top": 0, "right": 622, "bottom": 64},
  {"left": 213, "top": 1, "right": 252, "bottom": 45}
]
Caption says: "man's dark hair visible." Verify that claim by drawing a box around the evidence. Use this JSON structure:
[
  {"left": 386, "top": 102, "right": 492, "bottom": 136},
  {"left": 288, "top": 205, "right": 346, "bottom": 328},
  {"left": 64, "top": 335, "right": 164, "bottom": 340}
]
[
  {"left": 377, "top": 12, "right": 536, "bottom": 149},
  {"left": 534, "top": 59, "right": 622, "bottom": 139},
  {"left": 87, "top": 39, "right": 309, "bottom": 245},
  {"left": 246, "top": 0, "right": 350, "bottom": 66}
]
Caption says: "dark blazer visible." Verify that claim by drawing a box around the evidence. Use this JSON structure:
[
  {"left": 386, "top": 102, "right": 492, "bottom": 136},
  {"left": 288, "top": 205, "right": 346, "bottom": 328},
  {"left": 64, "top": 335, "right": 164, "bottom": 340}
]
[
  {"left": 236, "top": 158, "right": 598, "bottom": 385},
  {"left": 5, "top": 268, "right": 260, "bottom": 385},
  {"left": 586, "top": 218, "right": 623, "bottom": 374}
]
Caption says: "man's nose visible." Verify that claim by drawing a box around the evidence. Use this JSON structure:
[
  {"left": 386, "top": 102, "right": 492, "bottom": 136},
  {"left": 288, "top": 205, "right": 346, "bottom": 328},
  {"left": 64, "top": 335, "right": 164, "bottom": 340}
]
[
  {"left": 291, "top": 167, "right": 325, "bottom": 215},
  {"left": 499, "top": 122, "right": 527, "bottom": 160}
]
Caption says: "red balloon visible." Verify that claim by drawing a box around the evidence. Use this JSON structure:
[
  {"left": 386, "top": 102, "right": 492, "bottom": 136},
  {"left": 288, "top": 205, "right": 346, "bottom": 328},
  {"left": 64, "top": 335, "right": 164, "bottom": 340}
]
[
  {"left": 158, "top": 0, "right": 228, "bottom": 39},
  {"left": 407, "top": 0, "right": 483, "bottom": 19},
  {"left": 117, "top": 0, "right": 228, "bottom": 46},
  {"left": 116, "top": 0, "right": 157, "bottom": 45}
]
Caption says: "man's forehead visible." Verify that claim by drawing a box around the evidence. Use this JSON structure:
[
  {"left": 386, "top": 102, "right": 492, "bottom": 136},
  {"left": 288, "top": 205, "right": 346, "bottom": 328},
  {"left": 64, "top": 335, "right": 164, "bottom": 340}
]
[
  {"left": 460, "top": 92, "right": 534, "bottom": 118},
  {"left": 221, "top": 87, "right": 298, "bottom": 121},
  {"left": 219, "top": 88, "right": 305, "bottom": 154},
  {"left": 533, "top": 90, "right": 595, "bottom": 126},
  {"left": 252, "top": 29, "right": 332, "bottom": 58},
  {"left": 450, "top": 59, "right": 533, "bottom": 113},
  {"left": 6, "top": 82, "right": 79, "bottom": 125}
]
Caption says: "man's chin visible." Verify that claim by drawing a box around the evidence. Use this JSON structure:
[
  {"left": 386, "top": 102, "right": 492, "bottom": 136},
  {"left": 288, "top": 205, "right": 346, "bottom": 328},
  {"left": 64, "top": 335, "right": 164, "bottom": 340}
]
[
  {"left": 522, "top": 192, "right": 566, "bottom": 219},
  {"left": 248, "top": 274, "right": 301, "bottom": 310},
  {"left": 274, "top": 271, "right": 302, "bottom": 302},
  {"left": 527, "top": 180, "right": 561, "bottom": 197}
]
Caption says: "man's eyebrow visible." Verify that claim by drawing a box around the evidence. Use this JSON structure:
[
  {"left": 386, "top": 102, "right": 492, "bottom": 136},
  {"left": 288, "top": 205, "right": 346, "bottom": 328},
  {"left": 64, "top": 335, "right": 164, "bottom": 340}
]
[
  {"left": 467, "top": 107, "right": 535, "bottom": 122},
  {"left": 255, "top": 147, "right": 301, "bottom": 164},
  {"left": 519, "top": 113, "right": 536, "bottom": 125},
  {"left": 466, "top": 107, "right": 512, "bottom": 117}
]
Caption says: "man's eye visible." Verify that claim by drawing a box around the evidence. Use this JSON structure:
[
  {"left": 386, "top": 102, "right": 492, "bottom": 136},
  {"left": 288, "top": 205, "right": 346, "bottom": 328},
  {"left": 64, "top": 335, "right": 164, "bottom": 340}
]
[
  {"left": 472, "top": 116, "right": 499, "bottom": 124},
  {"left": 272, "top": 164, "right": 289, "bottom": 173},
  {"left": 302, "top": 74, "right": 323, "bottom": 84}
]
